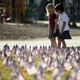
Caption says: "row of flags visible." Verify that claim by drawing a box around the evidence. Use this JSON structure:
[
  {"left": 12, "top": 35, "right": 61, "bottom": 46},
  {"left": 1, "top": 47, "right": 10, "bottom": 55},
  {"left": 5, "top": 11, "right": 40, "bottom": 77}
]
[{"left": 0, "top": 44, "right": 80, "bottom": 80}]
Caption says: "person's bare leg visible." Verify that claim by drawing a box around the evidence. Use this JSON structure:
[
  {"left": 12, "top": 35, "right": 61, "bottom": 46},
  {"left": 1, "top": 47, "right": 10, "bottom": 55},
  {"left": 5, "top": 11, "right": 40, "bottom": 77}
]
[
  {"left": 50, "top": 38, "right": 53, "bottom": 48},
  {"left": 61, "top": 39, "right": 66, "bottom": 48},
  {"left": 58, "top": 39, "right": 61, "bottom": 48},
  {"left": 54, "top": 40, "right": 57, "bottom": 48},
  {"left": 53, "top": 38, "right": 57, "bottom": 48},
  {"left": 50, "top": 38, "right": 57, "bottom": 48}
]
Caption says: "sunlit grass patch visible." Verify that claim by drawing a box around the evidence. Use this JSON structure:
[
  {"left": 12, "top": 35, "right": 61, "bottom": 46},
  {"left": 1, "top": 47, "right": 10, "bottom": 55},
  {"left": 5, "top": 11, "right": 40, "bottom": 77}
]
[
  {"left": 45, "top": 70, "right": 53, "bottom": 80},
  {"left": 20, "top": 68, "right": 34, "bottom": 80},
  {"left": 0, "top": 59, "right": 11, "bottom": 80},
  {"left": 62, "top": 70, "right": 71, "bottom": 80},
  {"left": 34, "top": 55, "right": 40, "bottom": 66}
]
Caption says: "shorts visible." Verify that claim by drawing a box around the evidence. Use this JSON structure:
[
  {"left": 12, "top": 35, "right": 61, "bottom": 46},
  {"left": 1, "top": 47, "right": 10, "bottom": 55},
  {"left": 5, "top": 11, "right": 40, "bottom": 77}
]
[
  {"left": 49, "top": 29, "right": 59, "bottom": 39},
  {"left": 58, "top": 30, "right": 71, "bottom": 40}
]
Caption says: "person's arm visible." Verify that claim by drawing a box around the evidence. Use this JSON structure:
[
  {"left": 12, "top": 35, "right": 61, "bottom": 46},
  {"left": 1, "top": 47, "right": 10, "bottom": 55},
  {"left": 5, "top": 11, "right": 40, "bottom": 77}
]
[
  {"left": 54, "top": 19, "right": 58, "bottom": 33},
  {"left": 60, "top": 21, "right": 66, "bottom": 34}
]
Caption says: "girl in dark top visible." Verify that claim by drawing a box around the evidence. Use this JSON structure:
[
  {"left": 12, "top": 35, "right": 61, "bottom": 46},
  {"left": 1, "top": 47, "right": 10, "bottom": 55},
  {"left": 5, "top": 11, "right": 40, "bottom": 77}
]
[{"left": 46, "top": 3, "right": 59, "bottom": 48}]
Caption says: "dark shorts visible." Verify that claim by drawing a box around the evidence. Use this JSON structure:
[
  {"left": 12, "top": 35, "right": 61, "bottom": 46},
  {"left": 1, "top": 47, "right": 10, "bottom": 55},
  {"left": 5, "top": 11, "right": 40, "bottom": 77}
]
[
  {"left": 58, "top": 30, "right": 71, "bottom": 40},
  {"left": 49, "top": 30, "right": 59, "bottom": 39}
]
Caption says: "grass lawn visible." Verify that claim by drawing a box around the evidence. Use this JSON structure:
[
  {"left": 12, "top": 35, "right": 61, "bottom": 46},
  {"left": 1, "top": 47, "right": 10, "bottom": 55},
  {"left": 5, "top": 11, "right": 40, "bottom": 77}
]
[
  {"left": 0, "top": 59, "right": 11, "bottom": 80},
  {"left": 17, "top": 55, "right": 71, "bottom": 80}
]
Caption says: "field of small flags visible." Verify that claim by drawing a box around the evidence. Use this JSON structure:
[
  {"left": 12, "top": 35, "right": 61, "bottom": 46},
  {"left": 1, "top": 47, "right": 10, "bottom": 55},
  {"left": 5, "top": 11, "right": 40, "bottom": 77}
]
[{"left": 0, "top": 44, "right": 80, "bottom": 80}]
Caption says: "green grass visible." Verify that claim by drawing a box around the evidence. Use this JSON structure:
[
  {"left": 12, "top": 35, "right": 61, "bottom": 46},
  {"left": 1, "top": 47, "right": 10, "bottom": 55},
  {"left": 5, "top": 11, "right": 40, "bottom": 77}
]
[
  {"left": 17, "top": 55, "right": 71, "bottom": 80},
  {"left": 62, "top": 70, "right": 71, "bottom": 80},
  {"left": 34, "top": 55, "right": 40, "bottom": 66},
  {"left": 45, "top": 71, "right": 53, "bottom": 80},
  {"left": 20, "top": 68, "right": 35, "bottom": 80},
  {"left": 0, "top": 55, "right": 71, "bottom": 80},
  {"left": 18, "top": 55, "right": 54, "bottom": 80},
  {"left": 0, "top": 59, "right": 11, "bottom": 80}
]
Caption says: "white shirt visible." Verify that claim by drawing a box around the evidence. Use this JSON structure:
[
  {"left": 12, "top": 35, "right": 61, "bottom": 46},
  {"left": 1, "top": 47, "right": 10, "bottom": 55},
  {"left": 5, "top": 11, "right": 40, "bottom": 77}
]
[{"left": 58, "top": 12, "right": 69, "bottom": 32}]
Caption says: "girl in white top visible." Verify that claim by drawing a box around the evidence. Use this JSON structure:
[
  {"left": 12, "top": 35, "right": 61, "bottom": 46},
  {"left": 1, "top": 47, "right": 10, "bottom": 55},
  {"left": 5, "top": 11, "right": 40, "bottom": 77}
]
[{"left": 55, "top": 3, "right": 71, "bottom": 48}]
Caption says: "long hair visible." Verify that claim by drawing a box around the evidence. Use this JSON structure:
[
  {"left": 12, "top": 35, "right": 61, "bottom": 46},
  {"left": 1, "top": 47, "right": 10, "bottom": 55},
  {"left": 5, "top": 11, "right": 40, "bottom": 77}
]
[{"left": 46, "top": 3, "right": 54, "bottom": 16}]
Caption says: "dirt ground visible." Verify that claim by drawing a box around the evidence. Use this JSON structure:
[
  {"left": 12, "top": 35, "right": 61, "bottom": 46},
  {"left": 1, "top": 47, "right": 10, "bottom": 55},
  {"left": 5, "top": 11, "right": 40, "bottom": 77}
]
[{"left": 0, "top": 23, "right": 80, "bottom": 40}]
